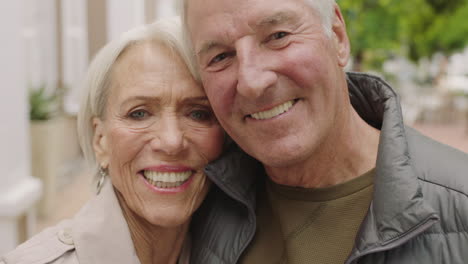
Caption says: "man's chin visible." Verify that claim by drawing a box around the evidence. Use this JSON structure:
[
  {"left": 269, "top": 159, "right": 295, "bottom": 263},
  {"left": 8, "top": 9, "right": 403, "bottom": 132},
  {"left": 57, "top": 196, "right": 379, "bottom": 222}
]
[{"left": 253, "top": 148, "right": 309, "bottom": 170}]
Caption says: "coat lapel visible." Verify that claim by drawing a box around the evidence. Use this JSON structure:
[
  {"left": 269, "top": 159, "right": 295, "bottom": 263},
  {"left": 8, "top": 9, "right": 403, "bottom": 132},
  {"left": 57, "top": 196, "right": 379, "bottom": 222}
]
[{"left": 71, "top": 178, "right": 140, "bottom": 264}]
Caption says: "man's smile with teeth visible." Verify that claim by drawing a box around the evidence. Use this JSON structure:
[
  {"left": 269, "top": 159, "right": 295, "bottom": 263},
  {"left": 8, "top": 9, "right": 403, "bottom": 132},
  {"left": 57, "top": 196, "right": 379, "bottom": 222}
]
[
  {"left": 143, "top": 170, "right": 193, "bottom": 188},
  {"left": 250, "top": 100, "right": 296, "bottom": 120}
]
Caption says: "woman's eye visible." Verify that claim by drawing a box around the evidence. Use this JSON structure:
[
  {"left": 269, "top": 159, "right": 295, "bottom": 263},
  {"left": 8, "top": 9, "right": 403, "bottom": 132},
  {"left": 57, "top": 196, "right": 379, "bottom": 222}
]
[
  {"left": 129, "top": 109, "right": 148, "bottom": 120},
  {"left": 189, "top": 110, "right": 212, "bottom": 121}
]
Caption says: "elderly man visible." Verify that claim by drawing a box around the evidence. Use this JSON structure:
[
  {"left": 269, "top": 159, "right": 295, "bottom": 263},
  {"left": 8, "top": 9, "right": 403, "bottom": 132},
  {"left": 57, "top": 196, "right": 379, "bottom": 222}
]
[{"left": 181, "top": 0, "right": 468, "bottom": 263}]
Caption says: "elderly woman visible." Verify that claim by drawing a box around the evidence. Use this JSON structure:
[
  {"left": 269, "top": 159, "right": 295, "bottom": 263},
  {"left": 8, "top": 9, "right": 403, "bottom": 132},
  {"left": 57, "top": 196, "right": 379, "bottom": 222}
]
[{"left": 1, "top": 17, "right": 224, "bottom": 264}]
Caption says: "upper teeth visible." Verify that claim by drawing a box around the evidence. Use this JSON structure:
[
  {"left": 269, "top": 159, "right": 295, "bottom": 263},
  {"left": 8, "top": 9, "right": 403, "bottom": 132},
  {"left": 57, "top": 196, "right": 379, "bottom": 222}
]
[
  {"left": 143, "top": 171, "right": 192, "bottom": 183},
  {"left": 251, "top": 100, "right": 294, "bottom": 120}
]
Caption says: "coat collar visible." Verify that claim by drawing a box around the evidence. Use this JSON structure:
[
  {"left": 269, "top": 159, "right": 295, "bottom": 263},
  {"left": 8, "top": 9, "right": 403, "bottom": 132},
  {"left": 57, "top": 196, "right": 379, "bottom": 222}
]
[
  {"left": 71, "top": 178, "right": 140, "bottom": 264},
  {"left": 191, "top": 143, "right": 263, "bottom": 263},
  {"left": 346, "top": 72, "right": 439, "bottom": 259},
  {"left": 205, "top": 142, "right": 263, "bottom": 211}
]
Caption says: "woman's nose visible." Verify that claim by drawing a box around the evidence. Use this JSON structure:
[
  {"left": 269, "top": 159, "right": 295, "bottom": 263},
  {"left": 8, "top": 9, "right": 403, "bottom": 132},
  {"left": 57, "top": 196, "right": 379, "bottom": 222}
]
[{"left": 149, "top": 116, "right": 186, "bottom": 156}]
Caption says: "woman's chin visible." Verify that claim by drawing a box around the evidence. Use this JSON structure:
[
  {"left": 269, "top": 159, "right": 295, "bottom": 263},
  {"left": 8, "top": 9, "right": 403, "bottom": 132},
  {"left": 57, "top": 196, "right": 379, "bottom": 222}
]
[{"left": 144, "top": 212, "right": 191, "bottom": 228}]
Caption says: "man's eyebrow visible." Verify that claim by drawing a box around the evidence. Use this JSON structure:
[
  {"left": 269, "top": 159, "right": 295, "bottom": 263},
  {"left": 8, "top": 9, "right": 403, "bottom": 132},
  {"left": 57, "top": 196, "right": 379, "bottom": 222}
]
[
  {"left": 256, "top": 11, "right": 298, "bottom": 28},
  {"left": 197, "top": 11, "right": 298, "bottom": 57},
  {"left": 197, "top": 41, "right": 222, "bottom": 57}
]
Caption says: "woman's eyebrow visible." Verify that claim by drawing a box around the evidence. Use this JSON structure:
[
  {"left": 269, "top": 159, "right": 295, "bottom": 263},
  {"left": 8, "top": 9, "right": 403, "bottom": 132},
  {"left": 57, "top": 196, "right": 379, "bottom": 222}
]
[
  {"left": 118, "top": 96, "right": 160, "bottom": 113},
  {"left": 182, "top": 96, "right": 209, "bottom": 104},
  {"left": 121, "top": 95, "right": 159, "bottom": 105}
]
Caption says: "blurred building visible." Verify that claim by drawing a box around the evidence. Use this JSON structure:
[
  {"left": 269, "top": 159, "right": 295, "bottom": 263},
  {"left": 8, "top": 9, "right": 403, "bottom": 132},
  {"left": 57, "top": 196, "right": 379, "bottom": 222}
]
[{"left": 0, "top": 0, "right": 178, "bottom": 255}]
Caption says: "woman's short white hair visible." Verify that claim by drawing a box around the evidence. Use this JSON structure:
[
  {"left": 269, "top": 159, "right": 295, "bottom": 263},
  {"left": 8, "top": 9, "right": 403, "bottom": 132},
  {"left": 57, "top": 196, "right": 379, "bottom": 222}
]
[{"left": 77, "top": 16, "right": 197, "bottom": 179}]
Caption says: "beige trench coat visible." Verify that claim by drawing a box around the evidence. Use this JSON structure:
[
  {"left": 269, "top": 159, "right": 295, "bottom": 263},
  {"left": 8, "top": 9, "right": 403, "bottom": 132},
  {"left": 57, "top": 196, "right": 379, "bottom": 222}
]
[{"left": 1, "top": 178, "right": 190, "bottom": 264}]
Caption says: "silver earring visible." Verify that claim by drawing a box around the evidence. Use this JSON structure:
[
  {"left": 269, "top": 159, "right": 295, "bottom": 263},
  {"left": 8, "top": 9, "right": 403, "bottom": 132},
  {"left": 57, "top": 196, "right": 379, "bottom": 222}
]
[{"left": 96, "top": 167, "right": 107, "bottom": 194}]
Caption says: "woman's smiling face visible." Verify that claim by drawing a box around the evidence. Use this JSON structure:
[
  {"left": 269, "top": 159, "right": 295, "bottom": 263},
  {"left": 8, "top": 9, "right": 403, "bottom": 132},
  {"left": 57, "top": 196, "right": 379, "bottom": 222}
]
[{"left": 93, "top": 41, "right": 224, "bottom": 227}]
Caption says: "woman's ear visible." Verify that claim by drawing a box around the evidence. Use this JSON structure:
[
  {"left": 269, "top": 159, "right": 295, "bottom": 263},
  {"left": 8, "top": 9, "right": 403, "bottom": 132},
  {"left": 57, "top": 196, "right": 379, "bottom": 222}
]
[
  {"left": 331, "top": 4, "right": 350, "bottom": 67},
  {"left": 93, "top": 117, "right": 110, "bottom": 169}
]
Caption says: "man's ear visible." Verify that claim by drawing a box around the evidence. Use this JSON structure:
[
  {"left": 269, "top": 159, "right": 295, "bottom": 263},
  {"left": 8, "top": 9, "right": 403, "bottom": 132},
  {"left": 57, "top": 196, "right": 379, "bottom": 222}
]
[
  {"left": 93, "top": 117, "right": 110, "bottom": 169},
  {"left": 331, "top": 4, "right": 350, "bottom": 67}
]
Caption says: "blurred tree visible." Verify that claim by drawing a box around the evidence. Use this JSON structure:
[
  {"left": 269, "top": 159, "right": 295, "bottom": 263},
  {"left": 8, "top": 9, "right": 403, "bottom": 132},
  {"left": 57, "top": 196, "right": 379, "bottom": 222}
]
[
  {"left": 407, "top": 0, "right": 468, "bottom": 84},
  {"left": 408, "top": 0, "right": 468, "bottom": 60},
  {"left": 340, "top": 0, "right": 406, "bottom": 71},
  {"left": 340, "top": 0, "right": 468, "bottom": 72}
]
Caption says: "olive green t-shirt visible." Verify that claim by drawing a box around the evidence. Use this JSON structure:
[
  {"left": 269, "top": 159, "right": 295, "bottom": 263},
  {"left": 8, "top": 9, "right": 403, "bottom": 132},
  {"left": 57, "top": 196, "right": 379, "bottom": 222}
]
[{"left": 239, "top": 169, "right": 374, "bottom": 264}]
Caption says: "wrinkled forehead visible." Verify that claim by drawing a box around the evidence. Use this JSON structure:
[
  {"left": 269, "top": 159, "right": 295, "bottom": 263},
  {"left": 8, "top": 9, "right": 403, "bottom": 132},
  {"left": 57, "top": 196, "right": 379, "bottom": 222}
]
[
  {"left": 184, "top": 0, "right": 277, "bottom": 21},
  {"left": 183, "top": 0, "right": 318, "bottom": 50},
  {"left": 183, "top": 0, "right": 317, "bottom": 34}
]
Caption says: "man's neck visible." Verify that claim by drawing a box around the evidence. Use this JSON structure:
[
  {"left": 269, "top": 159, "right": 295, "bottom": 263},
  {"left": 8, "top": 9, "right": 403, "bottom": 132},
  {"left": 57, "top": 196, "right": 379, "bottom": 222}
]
[
  {"left": 265, "top": 107, "right": 380, "bottom": 188},
  {"left": 116, "top": 190, "right": 188, "bottom": 264}
]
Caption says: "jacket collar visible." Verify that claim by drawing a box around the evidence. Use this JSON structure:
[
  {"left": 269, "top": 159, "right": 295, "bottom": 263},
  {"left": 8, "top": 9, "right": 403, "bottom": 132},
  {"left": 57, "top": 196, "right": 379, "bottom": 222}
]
[
  {"left": 346, "top": 72, "right": 439, "bottom": 259},
  {"left": 71, "top": 178, "right": 140, "bottom": 264},
  {"left": 191, "top": 143, "right": 263, "bottom": 263},
  {"left": 205, "top": 142, "right": 263, "bottom": 211}
]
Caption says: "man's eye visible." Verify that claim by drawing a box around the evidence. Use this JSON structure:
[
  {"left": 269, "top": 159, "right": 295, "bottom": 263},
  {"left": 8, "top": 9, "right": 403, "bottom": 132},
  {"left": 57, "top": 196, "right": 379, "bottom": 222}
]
[
  {"left": 270, "top": 31, "right": 289, "bottom": 40},
  {"left": 129, "top": 110, "right": 148, "bottom": 120},
  {"left": 210, "top": 51, "right": 235, "bottom": 65}
]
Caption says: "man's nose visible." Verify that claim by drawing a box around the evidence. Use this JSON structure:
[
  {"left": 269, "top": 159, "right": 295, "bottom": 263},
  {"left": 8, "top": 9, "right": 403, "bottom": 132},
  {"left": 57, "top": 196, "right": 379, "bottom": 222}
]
[
  {"left": 149, "top": 116, "right": 186, "bottom": 156},
  {"left": 236, "top": 39, "right": 277, "bottom": 99}
]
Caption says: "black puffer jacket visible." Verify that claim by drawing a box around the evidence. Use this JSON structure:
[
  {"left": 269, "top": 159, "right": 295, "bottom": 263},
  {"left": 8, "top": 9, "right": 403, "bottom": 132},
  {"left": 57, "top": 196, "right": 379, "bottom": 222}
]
[{"left": 190, "top": 72, "right": 468, "bottom": 264}]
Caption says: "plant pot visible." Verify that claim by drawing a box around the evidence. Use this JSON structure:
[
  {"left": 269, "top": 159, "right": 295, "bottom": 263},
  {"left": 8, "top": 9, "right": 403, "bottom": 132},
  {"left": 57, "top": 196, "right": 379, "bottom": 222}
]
[{"left": 30, "top": 116, "right": 81, "bottom": 217}]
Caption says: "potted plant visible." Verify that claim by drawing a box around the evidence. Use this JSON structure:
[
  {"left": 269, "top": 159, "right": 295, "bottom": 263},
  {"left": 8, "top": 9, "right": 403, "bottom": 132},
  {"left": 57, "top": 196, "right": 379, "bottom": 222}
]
[
  {"left": 29, "top": 85, "right": 61, "bottom": 217},
  {"left": 29, "top": 85, "right": 58, "bottom": 121}
]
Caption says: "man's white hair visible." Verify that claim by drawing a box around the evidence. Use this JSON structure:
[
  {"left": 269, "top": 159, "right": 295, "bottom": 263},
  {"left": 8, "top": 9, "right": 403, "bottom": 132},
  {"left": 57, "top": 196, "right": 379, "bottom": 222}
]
[
  {"left": 303, "top": 0, "right": 336, "bottom": 36},
  {"left": 77, "top": 16, "right": 196, "bottom": 180},
  {"left": 178, "top": 0, "right": 336, "bottom": 47}
]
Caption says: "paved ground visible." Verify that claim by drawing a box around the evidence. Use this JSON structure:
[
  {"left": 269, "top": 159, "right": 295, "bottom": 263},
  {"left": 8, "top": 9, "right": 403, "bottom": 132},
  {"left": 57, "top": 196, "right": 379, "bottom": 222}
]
[
  {"left": 412, "top": 121, "right": 468, "bottom": 153},
  {"left": 36, "top": 121, "right": 468, "bottom": 233}
]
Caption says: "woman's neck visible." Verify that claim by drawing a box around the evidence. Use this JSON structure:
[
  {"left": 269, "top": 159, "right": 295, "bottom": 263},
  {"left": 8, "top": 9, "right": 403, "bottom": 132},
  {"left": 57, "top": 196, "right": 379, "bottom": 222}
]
[{"left": 116, "top": 190, "right": 189, "bottom": 264}]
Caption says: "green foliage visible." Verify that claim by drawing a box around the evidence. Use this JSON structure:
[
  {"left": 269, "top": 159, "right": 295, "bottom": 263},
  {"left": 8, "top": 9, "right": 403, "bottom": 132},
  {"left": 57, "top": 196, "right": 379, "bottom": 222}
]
[
  {"left": 425, "top": 0, "right": 463, "bottom": 13},
  {"left": 408, "top": 0, "right": 468, "bottom": 60},
  {"left": 340, "top": 0, "right": 406, "bottom": 70},
  {"left": 339, "top": 0, "right": 468, "bottom": 69},
  {"left": 29, "top": 85, "right": 58, "bottom": 121}
]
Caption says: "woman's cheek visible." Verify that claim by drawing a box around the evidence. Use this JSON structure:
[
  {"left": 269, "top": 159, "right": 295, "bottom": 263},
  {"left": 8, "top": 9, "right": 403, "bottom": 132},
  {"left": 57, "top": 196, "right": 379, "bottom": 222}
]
[
  {"left": 191, "top": 125, "right": 225, "bottom": 162},
  {"left": 108, "top": 127, "right": 148, "bottom": 160}
]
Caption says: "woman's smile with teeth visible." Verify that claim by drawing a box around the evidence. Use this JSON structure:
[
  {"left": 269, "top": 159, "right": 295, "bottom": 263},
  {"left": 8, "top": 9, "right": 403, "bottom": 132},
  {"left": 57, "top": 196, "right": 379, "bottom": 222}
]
[
  {"left": 250, "top": 100, "right": 295, "bottom": 120},
  {"left": 143, "top": 170, "right": 193, "bottom": 188}
]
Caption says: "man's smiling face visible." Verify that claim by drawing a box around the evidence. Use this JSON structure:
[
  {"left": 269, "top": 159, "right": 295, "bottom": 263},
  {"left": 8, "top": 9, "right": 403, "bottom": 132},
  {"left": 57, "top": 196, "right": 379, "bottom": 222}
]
[{"left": 186, "top": 0, "right": 350, "bottom": 170}]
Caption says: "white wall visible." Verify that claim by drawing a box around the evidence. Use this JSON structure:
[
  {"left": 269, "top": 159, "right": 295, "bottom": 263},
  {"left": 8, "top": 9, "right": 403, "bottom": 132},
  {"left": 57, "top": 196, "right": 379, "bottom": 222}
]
[
  {"left": 1, "top": 0, "right": 31, "bottom": 194},
  {"left": 23, "top": 0, "right": 59, "bottom": 93},
  {"left": 106, "top": 0, "right": 145, "bottom": 41},
  {"left": 155, "top": 0, "right": 177, "bottom": 19},
  {"left": 0, "top": 0, "right": 42, "bottom": 255},
  {"left": 62, "top": 0, "right": 89, "bottom": 114}
]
